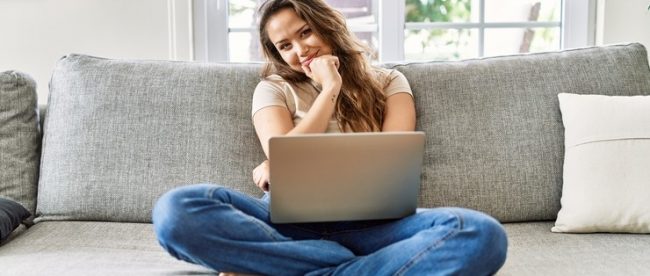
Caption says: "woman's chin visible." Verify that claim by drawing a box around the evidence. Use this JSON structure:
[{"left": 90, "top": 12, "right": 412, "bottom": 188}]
[{"left": 292, "top": 67, "right": 308, "bottom": 75}]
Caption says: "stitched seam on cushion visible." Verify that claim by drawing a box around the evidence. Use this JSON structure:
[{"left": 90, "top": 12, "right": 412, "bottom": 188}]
[
  {"left": 388, "top": 43, "right": 640, "bottom": 69},
  {"left": 569, "top": 137, "right": 650, "bottom": 148},
  {"left": 206, "top": 186, "right": 285, "bottom": 242},
  {"left": 394, "top": 210, "right": 464, "bottom": 276}
]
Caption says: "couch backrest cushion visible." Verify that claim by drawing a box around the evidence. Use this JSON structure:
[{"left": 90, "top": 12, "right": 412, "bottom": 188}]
[
  {"left": 0, "top": 71, "right": 41, "bottom": 214},
  {"left": 395, "top": 43, "right": 650, "bottom": 222},
  {"left": 37, "top": 55, "right": 266, "bottom": 222},
  {"left": 38, "top": 44, "right": 650, "bottom": 223}
]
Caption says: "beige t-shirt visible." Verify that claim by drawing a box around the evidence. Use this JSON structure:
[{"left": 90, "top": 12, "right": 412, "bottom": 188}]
[{"left": 251, "top": 67, "right": 413, "bottom": 133}]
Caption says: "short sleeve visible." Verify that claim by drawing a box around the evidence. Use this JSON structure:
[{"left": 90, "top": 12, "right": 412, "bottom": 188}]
[
  {"left": 251, "top": 79, "right": 288, "bottom": 118},
  {"left": 383, "top": 69, "right": 413, "bottom": 98}
]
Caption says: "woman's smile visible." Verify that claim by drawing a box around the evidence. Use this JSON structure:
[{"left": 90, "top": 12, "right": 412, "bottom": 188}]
[{"left": 301, "top": 50, "right": 319, "bottom": 68}]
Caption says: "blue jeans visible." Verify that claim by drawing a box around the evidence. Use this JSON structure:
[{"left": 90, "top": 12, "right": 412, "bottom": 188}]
[{"left": 152, "top": 183, "right": 507, "bottom": 275}]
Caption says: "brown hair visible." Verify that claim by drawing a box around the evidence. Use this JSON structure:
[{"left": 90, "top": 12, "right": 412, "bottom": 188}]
[{"left": 258, "top": 0, "right": 386, "bottom": 132}]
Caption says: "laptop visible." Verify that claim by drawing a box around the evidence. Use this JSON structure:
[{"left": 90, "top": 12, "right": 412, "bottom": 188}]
[{"left": 268, "top": 131, "right": 425, "bottom": 223}]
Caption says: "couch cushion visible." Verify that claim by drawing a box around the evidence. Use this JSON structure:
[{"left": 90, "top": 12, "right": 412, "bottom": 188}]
[
  {"left": 1, "top": 221, "right": 647, "bottom": 275},
  {"left": 553, "top": 93, "right": 650, "bottom": 233},
  {"left": 394, "top": 43, "right": 650, "bottom": 222},
  {"left": 0, "top": 197, "right": 31, "bottom": 241},
  {"left": 38, "top": 45, "right": 650, "bottom": 224},
  {"left": 37, "top": 55, "right": 267, "bottom": 222},
  {"left": 499, "top": 222, "right": 650, "bottom": 275},
  {"left": 0, "top": 221, "right": 213, "bottom": 275},
  {"left": 0, "top": 70, "right": 40, "bottom": 214}
]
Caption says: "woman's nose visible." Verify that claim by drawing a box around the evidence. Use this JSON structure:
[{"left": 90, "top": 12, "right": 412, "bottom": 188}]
[{"left": 295, "top": 42, "right": 310, "bottom": 57}]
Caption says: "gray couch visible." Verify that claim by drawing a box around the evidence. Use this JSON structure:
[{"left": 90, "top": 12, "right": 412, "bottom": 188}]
[{"left": 1, "top": 43, "right": 649, "bottom": 275}]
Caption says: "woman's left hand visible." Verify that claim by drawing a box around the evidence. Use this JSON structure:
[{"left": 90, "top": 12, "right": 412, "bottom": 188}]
[{"left": 252, "top": 160, "right": 270, "bottom": 192}]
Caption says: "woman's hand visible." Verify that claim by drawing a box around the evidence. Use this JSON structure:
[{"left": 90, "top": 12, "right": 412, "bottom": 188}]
[
  {"left": 252, "top": 160, "right": 270, "bottom": 192},
  {"left": 302, "top": 54, "right": 342, "bottom": 90}
]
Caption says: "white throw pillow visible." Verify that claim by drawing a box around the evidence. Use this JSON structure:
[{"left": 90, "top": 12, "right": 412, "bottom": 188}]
[{"left": 553, "top": 93, "right": 650, "bottom": 233}]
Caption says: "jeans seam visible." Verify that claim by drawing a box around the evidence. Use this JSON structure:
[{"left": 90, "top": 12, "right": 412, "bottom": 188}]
[
  {"left": 206, "top": 186, "right": 285, "bottom": 242},
  {"left": 251, "top": 195, "right": 269, "bottom": 211},
  {"left": 394, "top": 210, "right": 464, "bottom": 276},
  {"left": 242, "top": 212, "right": 286, "bottom": 241},
  {"left": 257, "top": 195, "right": 323, "bottom": 236}
]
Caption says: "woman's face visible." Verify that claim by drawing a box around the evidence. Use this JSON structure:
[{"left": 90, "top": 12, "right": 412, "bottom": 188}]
[{"left": 265, "top": 8, "right": 333, "bottom": 73}]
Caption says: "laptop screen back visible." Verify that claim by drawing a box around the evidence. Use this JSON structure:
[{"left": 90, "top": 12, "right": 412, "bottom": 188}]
[{"left": 269, "top": 131, "right": 425, "bottom": 223}]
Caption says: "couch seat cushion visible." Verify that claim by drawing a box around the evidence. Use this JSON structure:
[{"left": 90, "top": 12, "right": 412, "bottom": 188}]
[
  {"left": 499, "top": 222, "right": 650, "bottom": 275},
  {"left": 1, "top": 221, "right": 649, "bottom": 275},
  {"left": 0, "top": 221, "right": 214, "bottom": 275}
]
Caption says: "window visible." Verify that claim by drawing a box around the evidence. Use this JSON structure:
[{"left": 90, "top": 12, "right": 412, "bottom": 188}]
[
  {"left": 194, "top": 0, "right": 380, "bottom": 62},
  {"left": 193, "top": 0, "right": 595, "bottom": 63},
  {"left": 405, "top": 0, "right": 562, "bottom": 61}
]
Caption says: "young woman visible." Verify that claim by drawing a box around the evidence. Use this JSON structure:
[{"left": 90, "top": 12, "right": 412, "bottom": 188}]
[{"left": 153, "top": 0, "right": 508, "bottom": 275}]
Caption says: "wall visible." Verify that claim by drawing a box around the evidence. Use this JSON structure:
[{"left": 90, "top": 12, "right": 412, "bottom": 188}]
[
  {"left": 596, "top": 0, "right": 650, "bottom": 52},
  {"left": 2, "top": 0, "right": 649, "bottom": 104},
  {"left": 0, "top": 0, "right": 193, "bottom": 104}
]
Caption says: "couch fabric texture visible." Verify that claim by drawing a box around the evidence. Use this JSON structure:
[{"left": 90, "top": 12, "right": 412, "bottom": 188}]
[
  {"left": 0, "top": 70, "right": 41, "bottom": 214},
  {"left": 1, "top": 43, "right": 649, "bottom": 275},
  {"left": 38, "top": 44, "right": 650, "bottom": 224},
  {"left": 37, "top": 58, "right": 266, "bottom": 222},
  {"left": 393, "top": 45, "right": 650, "bottom": 222},
  {"left": 2, "top": 221, "right": 649, "bottom": 275}
]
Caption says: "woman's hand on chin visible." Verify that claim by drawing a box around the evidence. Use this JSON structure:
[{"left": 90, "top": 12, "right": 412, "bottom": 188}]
[{"left": 302, "top": 54, "right": 342, "bottom": 90}]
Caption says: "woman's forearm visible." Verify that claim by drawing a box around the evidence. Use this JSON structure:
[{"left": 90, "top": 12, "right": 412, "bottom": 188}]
[{"left": 287, "top": 84, "right": 340, "bottom": 135}]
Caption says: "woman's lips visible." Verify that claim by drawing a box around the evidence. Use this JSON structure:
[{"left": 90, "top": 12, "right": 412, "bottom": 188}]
[{"left": 301, "top": 51, "right": 319, "bottom": 67}]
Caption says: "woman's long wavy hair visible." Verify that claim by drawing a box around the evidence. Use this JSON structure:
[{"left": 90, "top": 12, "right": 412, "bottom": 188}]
[{"left": 258, "top": 0, "right": 386, "bottom": 132}]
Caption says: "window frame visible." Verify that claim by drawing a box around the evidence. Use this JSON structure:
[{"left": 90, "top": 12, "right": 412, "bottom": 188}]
[{"left": 193, "top": 0, "right": 596, "bottom": 63}]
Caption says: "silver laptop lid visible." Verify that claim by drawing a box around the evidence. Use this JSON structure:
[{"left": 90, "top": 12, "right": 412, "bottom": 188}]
[{"left": 269, "top": 131, "right": 425, "bottom": 223}]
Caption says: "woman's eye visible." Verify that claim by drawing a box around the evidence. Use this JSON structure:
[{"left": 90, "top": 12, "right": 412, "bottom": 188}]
[
  {"left": 279, "top": 44, "right": 291, "bottom": 50},
  {"left": 301, "top": 29, "right": 312, "bottom": 38}
]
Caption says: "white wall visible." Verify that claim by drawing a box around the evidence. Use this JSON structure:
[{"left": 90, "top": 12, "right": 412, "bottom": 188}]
[
  {"left": 596, "top": 0, "right": 650, "bottom": 51},
  {"left": 2, "top": 0, "right": 648, "bottom": 104},
  {"left": 0, "top": 0, "right": 193, "bottom": 104}
]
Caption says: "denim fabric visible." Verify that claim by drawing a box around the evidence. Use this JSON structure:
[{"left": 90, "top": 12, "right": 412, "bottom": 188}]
[{"left": 152, "top": 183, "right": 508, "bottom": 275}]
